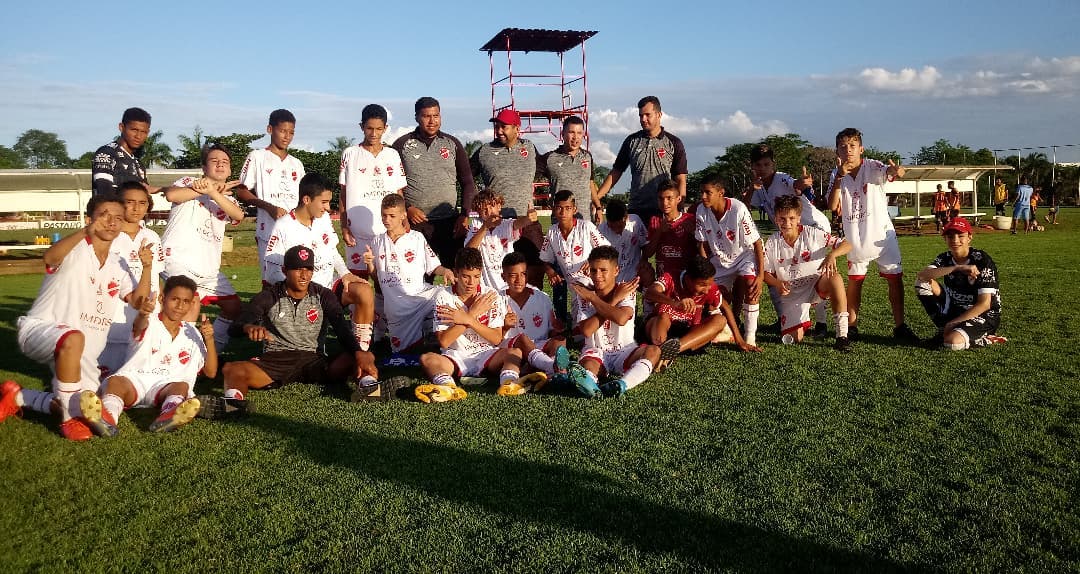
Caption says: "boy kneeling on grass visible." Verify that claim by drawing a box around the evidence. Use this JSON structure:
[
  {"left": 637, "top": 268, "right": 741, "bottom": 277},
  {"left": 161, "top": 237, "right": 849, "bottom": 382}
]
[
  {"left": 762, "top": 195, "right": 854, "bottom": 352},
  {"left": 416, "top": 248, "right": 545, "bottom": 402},
  {"left": 915, "top": 218, "right": 1004, "bottom": 350},
  {"left": 568, "top": 246, "right": 663, "bottom": 398},
  {"left": 644, "top": 254, "right": 759, "bottom": 369}
]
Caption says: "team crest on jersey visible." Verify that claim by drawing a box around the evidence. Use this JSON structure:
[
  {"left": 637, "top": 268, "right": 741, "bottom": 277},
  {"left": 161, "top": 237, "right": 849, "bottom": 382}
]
[
  {"left": 387, "top": 165, "right": 394, "bottom": 176},
  {"left": 519, "top": 147, "right": 529, "bottom": 158},
  {"left": 478, "top": 312, "right": 490, "bottom": 325},
  {"left": 178, "top": 350, "right": 191, "bottom": 365},
  {"left": 358, "top": 167, "right": 367, "bottom": 174},
  {"left": 215, "top": 209, "right": 227, "bottom": 222},
  {"left": 322, "top": 233, "right": 330, "bottom": 245},
  {"left": 151, "top": 347, "right": 160, "bottom": 355},
  {"left": 404, "top": 250, "right": 415, "bottom": 263},
  {"left": 780, "top": 314, "right": 787, "bottom": 327},
  {"left": 165, "top": 247, "right": 171, "bottom": 256},
  {"left": 500, "top": 238, "right": 508, "bottom": 248},
  {"left": 107, "top": 280, "right": 120, "bottom": 297},
  {"left": 351, "top": 252, "right": 361, "bottom": 265},
  {"left": 726, "top": 229, "right": 736, "bottom": 242},
  {"left": 306, "top": 308, "right": 319, "bottom": 323},
  {"left": 657, "top": 148, "right": 666, "bottom": 159},
  {"left": 130, "top": 250, "right": 137, "bottom": 261},
  {"left": 573, "top": 245, "right": 583, "bottom": 257},
  {"left": 532, "top": 314, "right": 543, "bottom": 328},
  {"left": 582, "top": 160, "right": 590, "bottom": 170},
  {"left": 801, "top": 250, "right": 811, "bottom": 262},
  {"left": 439, "top": 148, "right": 450, "bottom": 159},
  {"left": 391, "top": 336, "right": 401, "bottom": 348},
  {"left": 291, "top": 171, "right": 298, "bottom": 181}
]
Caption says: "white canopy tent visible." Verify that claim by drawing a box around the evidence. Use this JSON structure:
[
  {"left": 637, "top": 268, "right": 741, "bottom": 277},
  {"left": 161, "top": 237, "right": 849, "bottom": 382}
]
[
  {"left": 887, "top": 165, "right": 1015, "bottom": 222},
  {"left": 0, "top": 169, "right": 200, "bottom": 216}
]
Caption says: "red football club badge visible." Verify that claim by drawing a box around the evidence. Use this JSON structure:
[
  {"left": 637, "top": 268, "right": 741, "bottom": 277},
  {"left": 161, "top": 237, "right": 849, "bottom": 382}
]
[
  {"left": 500, "top": 238, "right": 508, "bottom": 248},
  {"left": 573, "top": 245, "right": 583, "bottom": 257},
  {"left": 107, "top": 280, "right": 119, "bottom": 297},
  {"left": 439, "top": 147, "right": 450, "bottom": 159},
  {"left": 404, "top": 250, "right": 415, "bottom": 263},
  {"left": 129, "top": 250, "right": 137, "bottom": 260},
  {"left": 165, "top": 247, "right": 171, "bottom": 256},
  {"left": 391, "top": 336, "right": 401, "bottom": 348},
  {"left": 801, "top": 250, "right": 811, "bottom": 262},
  {"left": 178, "top": 350, "right": 191, "bottom": 365},
  {"left": 478, "top": 312, "right": 489, "bottom": 325},
  {"left": 582, "top": 160, "right": 589, "bottom": 170},
  {"left": 322, "top": 233, "right": 330, "bottom": 245},
  {"left": 532, "top": 314, "right": 543, "bottom": 328},
  {"left": 657, "top": 148, "right": 666, "bottom": 159},
  {"left": 351, "top": 252, "right": 361, "bottom": 265},
  {"left": 292, "top": 171, "right": 298, "bottom": 181},
  {"left": 299, "top": 249, "right": 310, "bottom": 261},
  {"left": 519, "top": 147, "right": 529, "bottom": 158},
  {"left": 387, "top": 165, "right": 394, "bottom": 176},
  {"left": 726, "top": 229, "right": 736, "bottom": 242},
  {"left": 306, "top": 308, "right": 319, "bottom": 323},
  {"left": 215, "top": 209, "right": 227, "bottom": 221}
]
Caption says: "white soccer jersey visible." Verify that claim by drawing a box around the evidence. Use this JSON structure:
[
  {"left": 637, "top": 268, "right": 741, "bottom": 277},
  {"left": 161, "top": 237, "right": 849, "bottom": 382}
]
[
  {"left": 830, "top": 159, "right": 895, "bottom": 262},
  {"left": 694, "top": 199, "right": 760, "bottom": 269},
  {"left": 598, "top": 214, "right": 648, "bottom": 283},
  {"left": 466, "top": 219, "right": 521, "bottom": 291},
  {"left": 339, "top": 145, "right": 407, "bottom": 239},
  {"left": 264, "top": 211, "right": 349, "bottom": 287},
  {"left": 573, "top": 280, "right": 637, "bottom": 354},
  {"left": 433, "top": 284, "right": 506, "bottom": 355},
  {"left": 107, "top": 225, "right": 164, "bottom": 343},
  {"left": 764, "top": 226, "right": 842, "bottom": 302},
  {"left": 116, "top": 313, "right": 207, "bottom": 386},
  {"left": 371, "top": 230, "right": 441, "bottom": 298},
  {"left": 160, "top": 177, "right": 242, "bottom": 280},
  {"left": 503, "top": 286, "right": 555, "bottom": 344},
  {"left": 540, "top": 219, "right": 610, "bottom": 278},
  {"left": 238, "top": 148, "right": 305, "bottom": 241},
  {"left": 25, "top": 237, "right": 134, "bottom": 352},
  {"left": 750, "top": 173, "right": 831, "bottom": 231}
]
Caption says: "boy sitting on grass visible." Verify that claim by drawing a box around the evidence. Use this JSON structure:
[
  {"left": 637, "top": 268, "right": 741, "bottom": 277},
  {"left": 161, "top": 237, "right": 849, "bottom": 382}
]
[
  {"left": 416, "top": 248, "right": 543, "bottom": 402},
  {"left": 644, "top": 254, "right": 759, "bottom": 369},
  {"left": 465, "top": 189, "right": 537, "bottom": 291},
  {"left": 762, "top": 195, "right": 854, "bottom": 351},
  {"left": 500, "top": 252, "right": 570, "bottom": 380},
  {"left": 568, "top": 246, "right": 663, "bottom": 399},
  {"left": 914, "top": 218, "right": 1004, "bottom": 350}
]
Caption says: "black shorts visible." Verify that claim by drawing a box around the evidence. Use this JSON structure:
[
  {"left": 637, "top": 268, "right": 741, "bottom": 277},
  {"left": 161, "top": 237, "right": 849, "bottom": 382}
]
[
  {"left": 946, "top": 314, "right": 1000, "bottom": 345},
  {"left": 249, "top": 350, "right": 328, "bottom": 387}
]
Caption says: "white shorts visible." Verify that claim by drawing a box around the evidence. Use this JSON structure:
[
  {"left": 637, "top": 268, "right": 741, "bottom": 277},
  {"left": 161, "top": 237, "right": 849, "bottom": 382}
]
[
  {"left": 580, "top": 344, "right": 641, "bottom": 376},
  {"left": 17, "top": 316, "right": 104, "bottom": 393},
  {"left": 106, "top": 371, "right": 195, "bottom": 408},
  {"left": 384, "top": 286, "right": 439, "bottom": 352},
  {"left": 847, "top": 232, "right": 903, "bottom": 278},
  {"left": 778, "top": 283, "right": 828, "bottom": 336},
  {"left": 161, "top": 266, "right": 238, "bottom": 302},
  {"left": 712, "top": 257, "right": 758, "bottom": 292},
  {"left": 344, "top": 235, "right": 377, "bottom": 276},
  {"left": 443, "top": 347, "right": 501, "bottom": 378},
  {"left": 504, "top": 333, "right": 549, "bottom": 350}
]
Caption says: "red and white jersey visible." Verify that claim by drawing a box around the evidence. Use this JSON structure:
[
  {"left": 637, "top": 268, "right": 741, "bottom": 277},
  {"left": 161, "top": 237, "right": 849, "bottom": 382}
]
[
  {"left": 160, "top": 176, "right": 242, "bottom": 279},
  {"left": 433, "top": 284, "right": 506, "bottom": 356},
  {"left": 108, "top": 225, "right": 164, "bottom": 343},
  {"left": 653, "top": 271, "right": 723, "bottom": 325},
  {"left": 829, "top": 159, "right": 895, "bottom": 261},
  {"left": 598, "top": 214, "right": 647, "bottom": 283},
  {"left": 694, "top": 199, "right": 760, "bottom": 269},
  {"left": 264, "top": 211, "right": 348, "bottom": 287},
  {"left": 26, "top": 237, "right": 134, "bottom": 346},
  {"left": 749, "top": 172, "right": 831, "bottom": 231},
  {"left": 339, "top": 145, "right": 407, "bottom": 239},
  {"left": 466, "top": 218, "right": 520, "bottom": 291},
  {"left": 116, "top": 313, "right": 207, "bottom": 386},
  {"left": 238, "top": 149, "right": 305, "bottom": 241},
  {"left": 371, "top": 230, "right": 441, "bottom": 298},
  {"left": 502, "top": 286, "right": 555, "bottom": 343},
  {"left": 573, "top": 279, "right": 637, "bottom": 354},
  {"left": 764, "top": 225, "right": 842, "bottom": 300},
  {"left": 540, "top": 219, "right": 609, "bottom": 278}
]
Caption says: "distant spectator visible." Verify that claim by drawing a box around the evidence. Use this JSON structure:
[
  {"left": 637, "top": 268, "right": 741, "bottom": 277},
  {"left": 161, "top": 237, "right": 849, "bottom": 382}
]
[
  {"left": 993, "top": 178, "right": 1008, "bottom": 217},
  {"left": 1044, "top": 184, "right": 1060, "bottom": 225},
  {"left": 1011, "top": 176, "right": 1034, "bottom": 234}
]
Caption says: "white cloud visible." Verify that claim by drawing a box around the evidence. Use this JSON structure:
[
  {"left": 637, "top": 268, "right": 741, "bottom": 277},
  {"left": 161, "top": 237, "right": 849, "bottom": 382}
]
[
  {"left": 856, "top": 66, "right": 942, "bottom": 92},
  {"left": 589, "top": 107, "right": 788, "bottom": 141}
]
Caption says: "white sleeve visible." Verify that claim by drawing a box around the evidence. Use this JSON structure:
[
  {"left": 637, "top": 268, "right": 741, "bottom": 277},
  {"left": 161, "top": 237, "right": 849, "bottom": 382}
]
[
  {"left": 539, "top": 231, "right": 555, "bottom": 264},
  {"left": 239, "top": 153, "right": 258, "bottom": 190},
  {"left": 263, "top": 225, "right": 287, "bottom": 284},
  {"left": 338, "top": 151, "right": 349, "bottom": 187},
  {"left": 432, "top": 288, "right": 454, "bottom": 332},
  {"left": 694, "top": 207, "right": 708, "bottom": 242}
]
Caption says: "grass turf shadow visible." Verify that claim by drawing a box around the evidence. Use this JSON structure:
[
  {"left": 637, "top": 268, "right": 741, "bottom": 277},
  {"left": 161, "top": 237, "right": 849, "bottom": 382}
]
[{"left": 237, "top": 412, "right": 916, "bottom": 572}]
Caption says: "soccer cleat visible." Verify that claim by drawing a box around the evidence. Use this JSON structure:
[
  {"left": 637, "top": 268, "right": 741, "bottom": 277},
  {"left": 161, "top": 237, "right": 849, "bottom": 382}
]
[
  {"left": 711, "top": 323, "right": 734, "bottom": 344},
  {"left": 599, "top": 379, "right": 627, "bottom": 398},
  {"left": 79, "top": 391, "right": 118, "bottom": 438},
  {"left": 569, "top": 363, "right": 600, "bottom": 399},
  {"left": 414, "top": 384, "right": 467, "bottom": 403},
  {"left": 60, "top": 417, "right": 93, "bottom": 441},
  {"left": 553, "top": 346, "right": 570, "bottom": 376},
  {"left": 811, "top": 322, "right": 829, "bottom": 339},
  {"left": 497, "top": 372, "right": 548, "bottom": 396},
  {"left": 0, "top": 380, "right": 23, "bottom": 422},
  {"left": 195, "top": 395, "right": 253, "bottom": 419},
  {"left": 149, "top": 398, "right": 201, "bottom": 433},
  {"left": 656, "top": 338, "right": 681, "bottom": 373},
  {"left": 352, "top": 376, "right": 412, "bottom": 403},
  {"left": 893, "top": 323, "right": 920, "bottom": 343},
  {"left": 833, "top": 336, "right": 853, "bottom": 353},
  {"left": 847, "top": 324, "right": 860, "bottom": 342}
]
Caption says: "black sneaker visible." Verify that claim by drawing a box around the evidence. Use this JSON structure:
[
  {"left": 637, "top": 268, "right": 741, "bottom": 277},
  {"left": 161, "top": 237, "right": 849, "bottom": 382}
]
[
  {"left": 656, "top": 338, "right": 681, "bottom": 373},
  {"left": 923, "top": 331, "right": 945, "bottom": 350},
  {"left": 351, "top": 376, "right": 411, "bottom": 403},
  {"left": 847, "top": 324, "right": 860, "bottom": 342},
  {"left": 833, "top": 336, "right": 853, "bottom": 353},
  {"left": 196, "top": 395, "right": 253, "bottom": 419},
  {"left": 893, "top": 323, "right": 920, "bottom": 343},
  {"left": 811, "top": 322, "right": 828, "bottom": 339}
]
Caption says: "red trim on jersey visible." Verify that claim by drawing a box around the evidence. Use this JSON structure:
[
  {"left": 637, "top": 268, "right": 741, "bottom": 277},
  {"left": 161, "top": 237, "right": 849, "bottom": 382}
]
[
  {"left": 53, "top": 329, "right": 78, "bottom": 358},
  {"left": 201, "top": 294, "right": 240, "bottom": 305},
  {"left": 84, "top": 235, "right": 93, "bottom": 245}
]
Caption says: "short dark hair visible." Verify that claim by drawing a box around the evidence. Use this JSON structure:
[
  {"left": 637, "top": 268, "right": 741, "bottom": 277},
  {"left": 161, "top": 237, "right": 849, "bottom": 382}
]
[
  {"left": 835, "top": 128, "right": 863, "bottom": 145},
  {"left": 587, "top": 245, "right": 620, "bottom": 265},
  {"left": 163, "top": 274, "right": 198, "bottom": 296},
  {"left": 749, "top": 144, "right": 774, "bottom": 163},
  {"left": 201, "top": 142, "right": 231, "bottom": 166},
  {"left": 501, "top": 251, "right": 527, "bottom": 270},
  {"left": 605, "top": 198, "right": 627, "bottom": 221},
  {"left": 455, "top": 247, "right": 484, "bottom": 271},
  {"left": 121, "top": 107, "right": 151, "bottom": 125},
  {"left": 269, "top": 109, "right": 296, "bottom": 127},
  {"left": 414, "top": 97, "right": 440, "bottom": 115},
  {"left": 552, "top": 189, "right": 575, "bottom": 204},
  {"left": 1020, "top": 176, "right": 1029, "bottom": 184},
  {"left": 85, "top": 194, "right": 123, "bottom": 217},
  {"left": 361, "top": 104, "right": 388, "bottom": 125},
  {"left": 119, "top": 181, "right": 153, "bottom": 212},
  {"left": 656, "top": 179, "right": 678, "bottom": 197},
  {"left": 562, "top": 116, "right": 585, "bottom": 130},
  {"left": 298, "top": 173, "right": 330, "bottom": 203},
  {"left": 637, "top": 96, "right": 661, "bottom": 112},
  {"left": 381, "top": 194, "right": 406, "bottom": 210},
  {"left": 702, "top": 174, "right": 726, "bottom": 190},
  {"left": 685, "top": 255, "right": 716, "bottom": 281},
  {"left": 773, "top": 194, "right": 802, "bottom": 215}
]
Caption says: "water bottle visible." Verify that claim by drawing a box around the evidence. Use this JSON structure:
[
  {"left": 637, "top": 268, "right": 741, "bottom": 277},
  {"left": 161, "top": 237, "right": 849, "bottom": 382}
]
[{"left": 781, "top": 333, "right": 795, "bottom": 345}]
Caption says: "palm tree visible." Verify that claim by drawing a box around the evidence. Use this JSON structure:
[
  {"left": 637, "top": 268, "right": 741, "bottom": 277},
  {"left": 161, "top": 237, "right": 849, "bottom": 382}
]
[
  {"left": 327, "top": 136, "right": 355, "bottom": 155},
  {"left": 175, "top": 126, "right": 206, "bottom": 169},
  {"left": 139, "top": 130, "right": 175, "bottom": 168}
]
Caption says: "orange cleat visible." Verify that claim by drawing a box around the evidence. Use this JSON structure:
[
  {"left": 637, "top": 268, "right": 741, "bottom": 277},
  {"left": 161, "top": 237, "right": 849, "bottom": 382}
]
[
  {"left": 60, "top": 418, "right": 93, "bottom": 441},
  {"left": 0, "top": 380, "right": 23, "bottom": 422}
]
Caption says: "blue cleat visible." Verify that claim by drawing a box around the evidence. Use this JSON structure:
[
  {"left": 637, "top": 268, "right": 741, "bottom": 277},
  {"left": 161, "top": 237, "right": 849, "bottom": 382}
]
[
  {"left": 569, "top": 363, "right": 600, "bottom": 398},
  {"left": 600, "top": 379, "right": 627, "bottom": 398}
]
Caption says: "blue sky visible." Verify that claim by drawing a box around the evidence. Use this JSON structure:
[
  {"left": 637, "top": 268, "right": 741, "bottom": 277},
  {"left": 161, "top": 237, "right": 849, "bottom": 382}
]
[{"left": 2, "top": 0, "right": 1079, "bottom": 183}]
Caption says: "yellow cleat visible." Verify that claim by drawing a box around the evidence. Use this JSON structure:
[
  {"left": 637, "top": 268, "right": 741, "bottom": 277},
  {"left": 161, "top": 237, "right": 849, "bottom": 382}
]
[{"left": 415, "top": 383, "right": 467, "bottom": 403}]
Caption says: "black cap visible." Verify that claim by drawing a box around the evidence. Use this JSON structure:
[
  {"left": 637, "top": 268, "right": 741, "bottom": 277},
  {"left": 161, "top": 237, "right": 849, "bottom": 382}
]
[{"left": 283, "top": 245, "right": 315, "bottom": 270}]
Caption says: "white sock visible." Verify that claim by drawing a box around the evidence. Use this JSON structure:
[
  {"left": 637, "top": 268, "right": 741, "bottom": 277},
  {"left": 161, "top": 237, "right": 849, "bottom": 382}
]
[
  {"left": 354, "top": 322, "right": 372, "bottom": 352},
  {"left": 835, "top": 312, "right": 850, "bottom": 338},
  {"left": 621, "top": 359, "right": 654, "bottom": 390},
  {"left": 528, "top": 348, "right": 555, "bottom": 374},
  {"left": 102, "top": 393, "right": 124, "bottom": 423},
  {"left": 432, "top": 373, "right": 454, "bottom": 386},
  {"left": 20, "top": 388, "right": 53, "bottom": 414},
  {"left": 224, "top": 388, "right": 243, "bottom": 400},
  {"left": 212, "top": 317, "right": 232, "bottom": 354},
  {"left": 815, "top": 300, "right": 830, "bottom": 325},
  {"left": 743, "top": 304, "right": 760, "bottom": 345},
  {"left": 583, "top": 369, "right": 599, "bottom": 388},
  {"left": 55, "top": 388, "right": 77, "bottom": 421},
  {"left": 161, "top": 394, "right": 184, "bottom": 413},
  {"left": 499, "top": 369, "right": 519, "bottom": 385}
]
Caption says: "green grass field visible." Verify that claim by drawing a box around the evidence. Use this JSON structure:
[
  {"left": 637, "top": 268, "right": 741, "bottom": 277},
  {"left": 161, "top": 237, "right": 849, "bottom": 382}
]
[{"left": 0, "top": 215, "right": 1077, "bottom": 572}]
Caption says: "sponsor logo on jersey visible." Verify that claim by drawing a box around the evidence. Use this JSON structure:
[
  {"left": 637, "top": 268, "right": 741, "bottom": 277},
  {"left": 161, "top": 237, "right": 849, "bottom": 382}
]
[
  {"left": 266, "top": 235, "right": 278, "bottom": 251},
  {"left": 306, "top": 308, "right": 319, "bottom": 323},
  {"left": 742, "top": 220, "right": 752, "bottom": 236}
]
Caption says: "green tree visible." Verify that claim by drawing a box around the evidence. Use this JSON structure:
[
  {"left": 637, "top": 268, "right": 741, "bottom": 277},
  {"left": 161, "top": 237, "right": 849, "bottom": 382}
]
[
  {"left": 912, "top": 139, "right": 993, "bottom": 166},
  {"left": 139, "top": 130, "right": 175, "bottom": 168},
  {"left": 13, "top": 129, "right": 70, "bottom": 168},
  {"left": 290, "top": 148, "right": 342, "bottom": 207},
  {"left": 174, "top": 126, "right": 206, "bottom": 169},
  {"left": 71, "top": 151, "right": 94, "bottom": 169},
  {"left": 862, "top": 146, "right": 902, "bottom": 164},
  {"left": 464, "top": 140, "right": 484, "bottom": 158},
  {"left": 0, "top": 145, "right": 26, "bottom": 169},
  {"left": 328, "top": 136, "right": 355, "bottom": 155}
]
